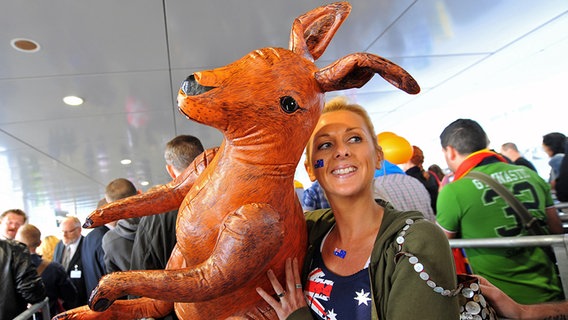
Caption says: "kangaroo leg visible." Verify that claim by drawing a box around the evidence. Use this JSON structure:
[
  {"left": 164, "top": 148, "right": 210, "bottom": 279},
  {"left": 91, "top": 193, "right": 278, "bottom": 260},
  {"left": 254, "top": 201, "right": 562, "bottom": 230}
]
[{"left": 52, "top": 297, "right": 174, "bottom": 320}]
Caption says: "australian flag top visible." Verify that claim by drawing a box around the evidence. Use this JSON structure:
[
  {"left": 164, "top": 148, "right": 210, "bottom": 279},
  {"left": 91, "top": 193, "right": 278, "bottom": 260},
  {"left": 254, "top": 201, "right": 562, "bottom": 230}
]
[{"left": 304, "top": 248, "right": 372, "bottom": 320}]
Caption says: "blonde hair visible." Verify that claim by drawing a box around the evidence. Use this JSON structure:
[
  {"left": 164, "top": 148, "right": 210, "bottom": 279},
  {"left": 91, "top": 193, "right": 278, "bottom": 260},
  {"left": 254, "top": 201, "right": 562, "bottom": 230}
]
[
  {"left": 305, "top": 96, "right": 382, "bottom": 167},
  {"left": 37, "top": 235, "right": 60, "bottom": 260}
]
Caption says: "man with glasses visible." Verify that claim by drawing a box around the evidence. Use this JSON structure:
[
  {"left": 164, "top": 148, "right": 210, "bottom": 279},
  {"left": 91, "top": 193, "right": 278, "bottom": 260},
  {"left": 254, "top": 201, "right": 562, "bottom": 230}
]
[{"left": 53, "top": 216, "right": 88, "bottom": 307}]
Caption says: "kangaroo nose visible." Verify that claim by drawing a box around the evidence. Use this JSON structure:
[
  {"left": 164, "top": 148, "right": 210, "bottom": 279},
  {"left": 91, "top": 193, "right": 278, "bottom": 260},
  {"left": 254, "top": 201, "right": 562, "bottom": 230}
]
[{"left": 181, "top": 75, "right": 215, "bottom": 96}]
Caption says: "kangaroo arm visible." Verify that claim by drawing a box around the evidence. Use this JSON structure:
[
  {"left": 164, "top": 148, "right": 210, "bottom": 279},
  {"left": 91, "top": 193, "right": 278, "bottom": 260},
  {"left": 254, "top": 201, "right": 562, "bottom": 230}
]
[
  {"left": 89, "top": 203, "right": 284, "bottom": 311},
  {"left": 52, "top": 297, "right": 174, "bottom": 320},
  {"left": 83, "top": 147, "right": 218, "bottom": 228}
]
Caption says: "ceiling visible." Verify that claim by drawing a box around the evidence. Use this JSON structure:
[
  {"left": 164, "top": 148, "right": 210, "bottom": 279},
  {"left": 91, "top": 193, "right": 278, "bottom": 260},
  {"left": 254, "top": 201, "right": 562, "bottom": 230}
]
[{"left": 1, "top": 0, "right": 568, "bottom": 234}]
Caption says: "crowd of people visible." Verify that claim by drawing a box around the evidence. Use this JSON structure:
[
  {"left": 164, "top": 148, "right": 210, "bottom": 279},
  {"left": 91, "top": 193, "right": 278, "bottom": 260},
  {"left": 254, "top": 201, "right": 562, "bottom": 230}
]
[
  {"left": 0, "top": 134, "right": 203, "bottom": 319},
  {"left": 1, "top": 95, "right": 567, "bottom": 319}
]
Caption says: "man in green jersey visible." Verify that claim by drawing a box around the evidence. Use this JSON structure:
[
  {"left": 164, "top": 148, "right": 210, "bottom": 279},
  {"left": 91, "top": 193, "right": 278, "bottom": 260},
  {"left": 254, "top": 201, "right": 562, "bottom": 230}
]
[{"left": 436, "top": 118, "right": 564, "bottom": 304}]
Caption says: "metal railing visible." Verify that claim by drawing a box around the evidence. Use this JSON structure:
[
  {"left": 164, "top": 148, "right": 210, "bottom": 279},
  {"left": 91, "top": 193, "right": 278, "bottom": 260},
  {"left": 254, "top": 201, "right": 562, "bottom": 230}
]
[
  {"left": 14, "top": 297, "right": 50, "bottom": 320},
  {"left": 449, "top": 234, "right": 568, "bottom": 294},
  {"left": 556, "top": 202, "right": 568, "bottom": 210}
]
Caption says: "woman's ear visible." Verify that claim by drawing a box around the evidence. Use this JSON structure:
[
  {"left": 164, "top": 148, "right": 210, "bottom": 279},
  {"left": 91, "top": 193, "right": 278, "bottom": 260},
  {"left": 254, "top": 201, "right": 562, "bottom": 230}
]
[{"left": 375, "top": 147, "right": 384, "bottom": 170}]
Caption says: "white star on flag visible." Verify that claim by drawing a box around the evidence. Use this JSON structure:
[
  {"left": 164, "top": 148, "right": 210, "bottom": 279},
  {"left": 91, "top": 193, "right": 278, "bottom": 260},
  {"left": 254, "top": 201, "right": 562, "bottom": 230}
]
[
  {"left": 326, "top": 308, "right": 337, "bottom": 320},
  {"left": 354, "top": 289, "right": 371, "bottom": 306}
]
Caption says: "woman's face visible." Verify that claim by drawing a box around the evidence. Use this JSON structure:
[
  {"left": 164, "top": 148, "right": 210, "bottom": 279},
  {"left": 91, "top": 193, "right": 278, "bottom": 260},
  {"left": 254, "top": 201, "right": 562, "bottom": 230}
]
[
  {"left": 309, "top": 110, "right": 380, "bottom": 199},
  {"left": 542, "top": 144, "right": 554, "bottom": 157}
]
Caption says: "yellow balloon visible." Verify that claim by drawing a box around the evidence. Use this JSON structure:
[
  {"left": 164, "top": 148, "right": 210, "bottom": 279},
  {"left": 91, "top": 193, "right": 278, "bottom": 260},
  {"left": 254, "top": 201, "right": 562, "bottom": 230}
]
[
  {"left": 379, "top": 135, "right": 413, "bottom": 164},
  {"left": 377, "top": 131, "right": 397, "bottom": 142}
]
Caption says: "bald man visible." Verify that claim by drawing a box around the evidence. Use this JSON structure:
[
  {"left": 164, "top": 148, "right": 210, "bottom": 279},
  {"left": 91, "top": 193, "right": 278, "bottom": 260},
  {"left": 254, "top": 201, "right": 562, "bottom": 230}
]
[
  {"left": 17, "top": 224, "right": 77, "bottom": 316},
  {"left": 500, "top": 142, "right": 537, "bottom": 172}
]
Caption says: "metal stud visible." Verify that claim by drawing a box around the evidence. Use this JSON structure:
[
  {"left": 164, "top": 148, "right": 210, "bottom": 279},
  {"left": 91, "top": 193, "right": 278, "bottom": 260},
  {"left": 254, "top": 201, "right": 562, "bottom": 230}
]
[
  {"left": 413, "top": 263, "right": 424, "bottom": 272},
  {"left": 462, "top": 288, "right": 474, "bottom": 299},
  {"left": 465, "top": 301, "right": 481, "bottom": 314}
]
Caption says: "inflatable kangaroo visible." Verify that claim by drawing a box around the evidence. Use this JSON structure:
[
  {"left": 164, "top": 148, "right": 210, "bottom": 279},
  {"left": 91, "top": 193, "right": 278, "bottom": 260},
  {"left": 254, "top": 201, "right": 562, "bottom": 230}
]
[{"left": 55, "top": 2, "right": 419, "bottom": 319}]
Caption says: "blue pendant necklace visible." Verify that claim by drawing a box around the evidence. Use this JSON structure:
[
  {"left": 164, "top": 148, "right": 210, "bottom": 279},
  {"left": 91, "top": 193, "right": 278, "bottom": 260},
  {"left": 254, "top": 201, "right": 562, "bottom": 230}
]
[{"left": 333, "top": 247, "right": 347, "bottom": 259}]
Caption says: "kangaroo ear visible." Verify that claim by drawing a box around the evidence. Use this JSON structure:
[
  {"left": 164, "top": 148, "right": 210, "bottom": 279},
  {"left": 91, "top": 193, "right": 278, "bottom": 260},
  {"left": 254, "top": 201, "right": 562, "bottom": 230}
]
[
  {"left": 289, "top": 2, "right": 351, "bottom": 61},
  {"left": 314, "top": 52, "right": 421, "bottom": 95}
]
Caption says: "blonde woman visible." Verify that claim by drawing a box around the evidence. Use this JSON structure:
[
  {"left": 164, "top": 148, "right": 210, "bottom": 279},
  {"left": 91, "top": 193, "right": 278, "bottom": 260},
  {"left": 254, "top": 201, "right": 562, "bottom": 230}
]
[
  {"left": 37, "top": 235, "right": 60, "bottom": 261},
  {"left": 258, "top": 97, "right": 459, "bottom": 319}
]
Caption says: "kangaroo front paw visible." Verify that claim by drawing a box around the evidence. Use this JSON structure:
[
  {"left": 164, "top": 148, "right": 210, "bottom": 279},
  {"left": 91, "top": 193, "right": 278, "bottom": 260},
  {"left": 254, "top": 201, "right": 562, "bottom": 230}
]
[
  {"left": 52, "top": 305, "right": 93, "bottom": 320},
  {"left": 88, "top": 284, "right": 115, "bottom": 312}
]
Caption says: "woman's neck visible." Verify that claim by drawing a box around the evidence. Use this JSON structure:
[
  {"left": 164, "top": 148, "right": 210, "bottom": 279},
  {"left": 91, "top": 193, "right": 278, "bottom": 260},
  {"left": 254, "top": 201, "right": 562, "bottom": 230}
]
[
  {"left": 322, "top": 196, "right": 384, "bottom": 276},
  {"left": 329, "top": 194, "right": 383, "bottom": 242}
]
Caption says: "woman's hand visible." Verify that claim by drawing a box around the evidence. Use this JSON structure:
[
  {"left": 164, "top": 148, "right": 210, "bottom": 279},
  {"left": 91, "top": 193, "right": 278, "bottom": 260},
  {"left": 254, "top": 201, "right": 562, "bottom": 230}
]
[{"left": 257, "top": 258, "right": 307, "bottom": 320}]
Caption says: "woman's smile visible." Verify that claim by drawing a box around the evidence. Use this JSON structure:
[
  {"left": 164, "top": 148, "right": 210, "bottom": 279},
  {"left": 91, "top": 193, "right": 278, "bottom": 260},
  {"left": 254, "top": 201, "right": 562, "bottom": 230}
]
[{"left": 331, "top": 165, "right": 357, "bottom": 176}]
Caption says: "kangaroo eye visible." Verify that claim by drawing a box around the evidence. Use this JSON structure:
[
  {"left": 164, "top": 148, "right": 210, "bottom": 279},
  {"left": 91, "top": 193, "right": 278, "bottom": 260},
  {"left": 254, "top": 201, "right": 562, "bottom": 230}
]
[{"left": 280, "top": 96, "right": 299, "bottom": 114}]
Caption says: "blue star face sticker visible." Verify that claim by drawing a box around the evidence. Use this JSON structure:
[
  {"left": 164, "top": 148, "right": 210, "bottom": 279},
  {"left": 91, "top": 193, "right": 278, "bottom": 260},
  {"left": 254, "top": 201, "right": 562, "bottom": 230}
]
[{"left": 314, "top": 159, "right": 324, "bottom": 169}]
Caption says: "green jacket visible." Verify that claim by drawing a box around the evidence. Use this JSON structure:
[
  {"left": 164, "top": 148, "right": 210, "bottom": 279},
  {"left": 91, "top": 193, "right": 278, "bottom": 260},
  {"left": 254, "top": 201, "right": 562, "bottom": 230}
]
[{"left": 289, "top": 201, "right": 459, "bottom": 320}]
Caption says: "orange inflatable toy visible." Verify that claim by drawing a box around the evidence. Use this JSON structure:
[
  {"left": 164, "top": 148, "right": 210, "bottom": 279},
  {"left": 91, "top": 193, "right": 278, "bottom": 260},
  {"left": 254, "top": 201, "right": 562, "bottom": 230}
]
[
  {"left": 378, "top": 132, "right": 413, "bottom": 164},
  {"left": 55, "top": 2, "right": 419, "bottom": 319}
]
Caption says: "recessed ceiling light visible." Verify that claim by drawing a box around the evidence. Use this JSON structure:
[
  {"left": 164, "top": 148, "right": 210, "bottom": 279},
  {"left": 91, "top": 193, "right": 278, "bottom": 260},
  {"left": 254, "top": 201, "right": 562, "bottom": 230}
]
[
  {"left": 140, "top": 181, "right": 149, "bottom": 186},
  {"left": 63, "top": 96, "right": 84, "bottom": 106},
  {"left": 10, "top": 38, "right": 40, "bottom": 53},
  {"left": 120, "top": 159, "right": 132, "bottom": 165}
]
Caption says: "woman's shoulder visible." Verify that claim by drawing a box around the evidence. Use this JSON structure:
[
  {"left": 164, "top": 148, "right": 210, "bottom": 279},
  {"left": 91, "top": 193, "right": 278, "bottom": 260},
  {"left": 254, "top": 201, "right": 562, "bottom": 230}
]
[
  {"left": 550, "top": 153, "right": 565, "bottom": 168},
  {"left": 304, "top": 207, "right": 333, "bottom": 221},
  {"left": 382, "top": 206, "right": 426, "bottom": 230},
  {"left": 304, "top": 208, "right": 335, "bottom": 242},
  {"left": 381, "top": 208, "right": 447, "bottom": 243},
  {"left": 401, "top": 218, "right": 451, "bottom": 254}
]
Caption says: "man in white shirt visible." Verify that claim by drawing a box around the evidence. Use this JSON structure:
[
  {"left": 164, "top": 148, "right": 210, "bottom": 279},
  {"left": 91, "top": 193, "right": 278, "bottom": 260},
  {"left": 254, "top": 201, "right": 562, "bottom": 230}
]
[{"left": 53, "top": 216, "right": 87, "bottom": 307}]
